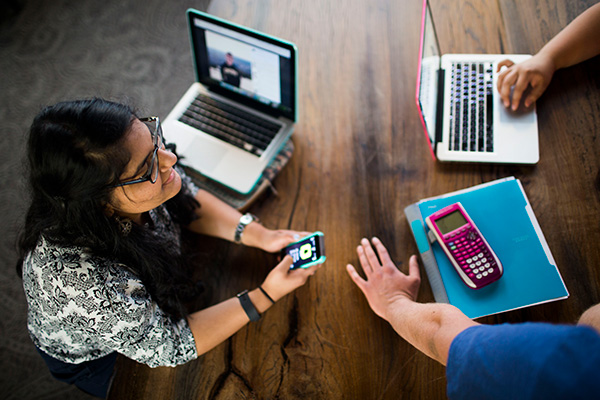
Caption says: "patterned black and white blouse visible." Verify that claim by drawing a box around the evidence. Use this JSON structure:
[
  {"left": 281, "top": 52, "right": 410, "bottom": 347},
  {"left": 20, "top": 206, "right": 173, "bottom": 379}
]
[{"left": 22, "top": 168, "right": 199, "bottom": 368}]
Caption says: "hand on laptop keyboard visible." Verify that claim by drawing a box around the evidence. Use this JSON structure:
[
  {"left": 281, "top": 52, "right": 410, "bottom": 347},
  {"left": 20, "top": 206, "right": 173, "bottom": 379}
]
[{"left": 496, "top": 57, "right": 553, "bottom": 111}]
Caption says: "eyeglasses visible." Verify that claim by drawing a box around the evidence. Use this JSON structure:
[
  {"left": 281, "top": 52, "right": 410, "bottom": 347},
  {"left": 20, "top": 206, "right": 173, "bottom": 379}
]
[{"left": 113, "top": 116, "right": 165, "bottom": 188}]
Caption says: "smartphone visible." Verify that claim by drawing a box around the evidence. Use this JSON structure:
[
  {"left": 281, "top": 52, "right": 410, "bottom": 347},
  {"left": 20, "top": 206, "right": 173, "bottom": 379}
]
[
  {"left": 425, "top": 202, "right": 503, "bottom": 289},
  {"left": 282, "top": 231, "right": 326, "bottom": 270}
]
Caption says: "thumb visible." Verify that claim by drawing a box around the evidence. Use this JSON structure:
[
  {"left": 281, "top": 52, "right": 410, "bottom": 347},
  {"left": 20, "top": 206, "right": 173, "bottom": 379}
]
[{"left": 277, "top": 255, "right": 294, "bottom": 271}]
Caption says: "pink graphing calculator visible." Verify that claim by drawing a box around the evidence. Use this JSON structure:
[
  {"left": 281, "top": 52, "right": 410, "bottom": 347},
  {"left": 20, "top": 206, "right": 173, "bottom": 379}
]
[{"left": 425, "top": 202, "right": 503, "bottom": 289}]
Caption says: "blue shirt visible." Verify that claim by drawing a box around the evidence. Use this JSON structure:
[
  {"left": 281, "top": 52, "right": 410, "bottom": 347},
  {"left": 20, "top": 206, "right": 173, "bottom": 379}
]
[{"left": 447, "top": 323, "right": 600, "bottom": 399}]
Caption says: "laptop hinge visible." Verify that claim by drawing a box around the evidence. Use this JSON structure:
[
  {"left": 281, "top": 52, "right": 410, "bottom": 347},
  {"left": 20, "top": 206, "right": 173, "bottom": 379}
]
[{"left": 434, "top": 68, "right": 445, "bottom": 151}]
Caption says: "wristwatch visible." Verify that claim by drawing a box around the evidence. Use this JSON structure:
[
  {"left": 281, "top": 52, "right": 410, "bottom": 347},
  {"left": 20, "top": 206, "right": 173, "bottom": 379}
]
[
  {"left": 234, "top": 213, "right": 258, "bottom": 244},
  {"left": 237, "top": 290, "right": 261, "bottom": 322}
]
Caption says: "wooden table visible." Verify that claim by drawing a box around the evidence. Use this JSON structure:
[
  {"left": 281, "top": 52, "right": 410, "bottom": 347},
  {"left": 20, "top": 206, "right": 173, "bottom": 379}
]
[{"left": 109, "top": 0, "right": 600, "bottom": 398}]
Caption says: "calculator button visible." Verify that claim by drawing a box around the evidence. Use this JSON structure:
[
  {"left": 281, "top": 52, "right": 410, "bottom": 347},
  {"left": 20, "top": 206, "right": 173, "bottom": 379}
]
[
  {"left": 488, "top": 268, "right": 494, "bottom": 274},
  {"left": 478, "top": 252, "right": 484, "bottom": 258},
  {"left": 467, "top": 258, "right": 472, "bottom": 263},
  {"left": 482, "top": 271, "right": 488, "bottom": 277},
  {"left": 481, "top": 257, "right": 487, "bottom": 263},
  {"left": 476, "top": 274, "right": 482, "bottom": 279},
  {"left": 468, "top": 273, "right": 475, "bottom": 277}
]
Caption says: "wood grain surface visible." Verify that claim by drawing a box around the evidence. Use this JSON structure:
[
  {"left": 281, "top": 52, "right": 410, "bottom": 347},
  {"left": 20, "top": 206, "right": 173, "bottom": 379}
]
[{"left": 108, "top": 0, "right": 600, "bottom": 398}]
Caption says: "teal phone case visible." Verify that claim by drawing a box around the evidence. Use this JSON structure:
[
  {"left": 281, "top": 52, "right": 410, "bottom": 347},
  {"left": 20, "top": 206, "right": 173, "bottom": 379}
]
[{"left": 287, "top": 231, "right": 326, "bottom": 269}]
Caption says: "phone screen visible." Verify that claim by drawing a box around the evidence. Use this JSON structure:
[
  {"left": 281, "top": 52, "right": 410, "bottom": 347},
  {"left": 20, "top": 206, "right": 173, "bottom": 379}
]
[{"left": 283, "top": 233, "right": 324, "bottom": 269}]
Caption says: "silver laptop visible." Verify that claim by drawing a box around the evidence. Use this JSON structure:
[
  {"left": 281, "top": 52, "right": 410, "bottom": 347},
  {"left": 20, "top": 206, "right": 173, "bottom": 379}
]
[
  {"left": 416, "top": 0, "right": 539, "bottom": 164},
  {"left": 163, "top": 9, "right": 297, "bottom": 194}
]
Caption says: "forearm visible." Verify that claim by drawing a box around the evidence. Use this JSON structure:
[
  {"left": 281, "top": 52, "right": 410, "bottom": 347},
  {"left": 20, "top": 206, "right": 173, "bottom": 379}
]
[
  {"left": 578, "top": 303, "right": 600, "bottom": 334},
  {"left": 384, "top": 298, "right": 479, "bottom": 365},
  {"left": 186, "top": 288, "right": 273, "bottom": 356},
  {"left": 186, "top": 189, "right": 270, "bottom": 247},
  {"left": 186, "top": 189, "right": 242, "bottom": 240},
  {"left": 538, "top": 3, "right": 600, "bottom": 70}
]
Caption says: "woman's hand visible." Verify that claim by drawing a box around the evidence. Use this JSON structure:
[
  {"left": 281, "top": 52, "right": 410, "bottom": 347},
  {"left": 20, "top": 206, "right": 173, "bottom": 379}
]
[
  {"left": 243, "top": 224, "right": 311, "bottom": 253},
  {"left": 260, "top": 255, "right": 323, "bottom": 301}
]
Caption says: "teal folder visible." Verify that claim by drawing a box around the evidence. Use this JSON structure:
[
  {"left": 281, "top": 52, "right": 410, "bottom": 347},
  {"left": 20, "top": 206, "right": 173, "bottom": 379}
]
[{"left": 404, "top": 177, "right": 568, "bottom": 319}]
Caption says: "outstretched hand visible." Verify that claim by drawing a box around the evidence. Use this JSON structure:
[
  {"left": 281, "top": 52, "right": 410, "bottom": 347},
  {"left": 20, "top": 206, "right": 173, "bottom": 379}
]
[
  {"left": 496, "top": 54, "right": 556, "bottom": 111},
  {"left": 346, "top": 237, "right": 421, "bottom": 320}
]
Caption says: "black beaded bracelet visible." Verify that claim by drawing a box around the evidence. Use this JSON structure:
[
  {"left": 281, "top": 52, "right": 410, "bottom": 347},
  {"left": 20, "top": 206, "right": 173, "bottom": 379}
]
[{"left": 259, "top": 286, "right": 275, "bottom": 304}]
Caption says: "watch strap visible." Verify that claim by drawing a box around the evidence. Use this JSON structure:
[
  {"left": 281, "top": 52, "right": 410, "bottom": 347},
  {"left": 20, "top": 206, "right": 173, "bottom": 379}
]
[{"left": 237, "top": 290, "right": 260, "bottom": 322}]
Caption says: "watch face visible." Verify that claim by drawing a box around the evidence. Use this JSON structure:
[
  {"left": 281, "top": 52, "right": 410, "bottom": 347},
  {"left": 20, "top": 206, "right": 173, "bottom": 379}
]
[{"left": 240, "top": 214, "right": 253, "bottom": 224}]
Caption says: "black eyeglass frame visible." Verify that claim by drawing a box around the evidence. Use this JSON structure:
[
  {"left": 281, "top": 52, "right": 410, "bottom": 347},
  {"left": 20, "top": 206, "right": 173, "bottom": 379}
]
[{"left": 113, "top": 116, "right": 164, "bottom": 188}]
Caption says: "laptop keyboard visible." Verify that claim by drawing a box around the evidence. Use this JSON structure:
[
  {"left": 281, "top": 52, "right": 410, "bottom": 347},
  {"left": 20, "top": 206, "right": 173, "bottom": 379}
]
[
  {"left": 449, "top": 62, "right": 494, "bottom": 152},
  {"left": 178, "top": 93, "right": 282, "bottom": 157}
]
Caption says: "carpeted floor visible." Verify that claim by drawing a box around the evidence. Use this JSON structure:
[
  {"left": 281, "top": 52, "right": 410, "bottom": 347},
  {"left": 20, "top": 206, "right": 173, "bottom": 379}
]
[{"left": 0, "top": 0, "right": 210, "bottom": 398}]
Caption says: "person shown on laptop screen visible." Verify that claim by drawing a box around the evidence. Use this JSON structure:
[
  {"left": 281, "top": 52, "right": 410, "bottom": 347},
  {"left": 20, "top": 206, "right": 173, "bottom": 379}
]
[
  {"left": 220, "top": 52, "right": 242, "bottom": 87},
  {"left": 17, "top": 98, "right": 321, "bottom": 398}
]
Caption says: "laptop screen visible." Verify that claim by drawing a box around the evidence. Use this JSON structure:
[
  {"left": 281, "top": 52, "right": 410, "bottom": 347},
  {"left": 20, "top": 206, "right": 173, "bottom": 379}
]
[
  {"left": 187, "top": 9, "right": 297, "bottom": 121},
  {"left": 416, "top": 0, "right": 441, "bottom": 146}
]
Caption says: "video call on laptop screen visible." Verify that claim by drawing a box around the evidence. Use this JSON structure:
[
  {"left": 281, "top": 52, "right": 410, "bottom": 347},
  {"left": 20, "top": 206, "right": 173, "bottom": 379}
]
[{"left": 188, "top": 11, "right": 296, "bottom": 121}]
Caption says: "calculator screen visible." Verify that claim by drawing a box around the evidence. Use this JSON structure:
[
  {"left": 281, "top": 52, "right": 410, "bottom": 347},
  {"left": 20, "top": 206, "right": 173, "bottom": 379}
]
[{"left": 435, "top": 210, "right": 468, "bottom": 235}]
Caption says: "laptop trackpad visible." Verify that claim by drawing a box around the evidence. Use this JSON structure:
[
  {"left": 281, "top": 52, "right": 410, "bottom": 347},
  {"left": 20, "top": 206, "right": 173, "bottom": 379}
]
[
  {"left": 186, "top": 140, "right": 227, "bottom": 173},
  {"left": 499, "top": 103, "right": 536, "bottom": 124},
  {"left": 498, "top": 87, "right": 536, "bottom": 124}
]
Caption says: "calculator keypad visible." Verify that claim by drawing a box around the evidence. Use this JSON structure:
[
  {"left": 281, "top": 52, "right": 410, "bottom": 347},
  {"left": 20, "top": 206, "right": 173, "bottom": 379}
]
[{"left": 447, "top": 228, "right": 498, "bottom": 283}]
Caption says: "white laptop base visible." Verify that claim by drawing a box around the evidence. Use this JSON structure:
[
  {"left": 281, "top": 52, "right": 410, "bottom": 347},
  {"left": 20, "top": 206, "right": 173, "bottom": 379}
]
[
  {"left": 436, "top": 54, "right": 539, "bottom": 164},
  {"left": 163, "top": 83, "right": 294, "bottom": 194}
]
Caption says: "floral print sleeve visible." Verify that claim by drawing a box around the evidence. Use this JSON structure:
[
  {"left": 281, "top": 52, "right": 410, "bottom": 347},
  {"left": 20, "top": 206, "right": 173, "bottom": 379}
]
[
  {"left": 23, "top": 186, "right": 200, "bottom": 367},
  {"left": 23, "top": 236, "right": 198, "bottom": 368},
  {"left": 99, "top": 262, "right": 197, "bottom": 367}
]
